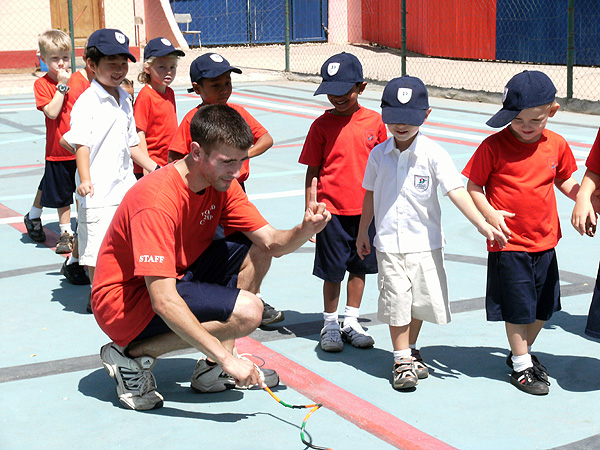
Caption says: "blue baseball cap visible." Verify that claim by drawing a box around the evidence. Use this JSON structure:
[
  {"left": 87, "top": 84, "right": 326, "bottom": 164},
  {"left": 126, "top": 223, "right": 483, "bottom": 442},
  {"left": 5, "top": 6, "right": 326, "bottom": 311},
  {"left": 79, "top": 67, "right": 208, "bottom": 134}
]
[
  {"left": 188, "top": 53, "right": 242, "bottom": 92},
  {"left": 144, "top": 37, "right": 185, "bottom": 59},
  {"left": 87, "top": 28, "right": 136, "bottom": 62},
  {"left": 486, "top": 70, "right": 557, "bottom": 128},
  {"left": 381, "top": 76, "right": 429, "bottom": 126},
  {"left": 314, "top": 52, "right": 364, "bottom": 96}
]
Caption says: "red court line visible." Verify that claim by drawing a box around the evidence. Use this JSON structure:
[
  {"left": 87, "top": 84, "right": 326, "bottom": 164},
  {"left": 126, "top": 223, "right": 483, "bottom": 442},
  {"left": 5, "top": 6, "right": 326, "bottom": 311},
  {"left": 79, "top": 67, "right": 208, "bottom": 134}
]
[
  {"left": 0, "top": 163, "right": 44, "bottom": 171},
  {"left": 0, "top": 204, "right": 61, "bottom": 252},
  {"left": 236, "top": 337, "right": 457, "bottom": 450}
]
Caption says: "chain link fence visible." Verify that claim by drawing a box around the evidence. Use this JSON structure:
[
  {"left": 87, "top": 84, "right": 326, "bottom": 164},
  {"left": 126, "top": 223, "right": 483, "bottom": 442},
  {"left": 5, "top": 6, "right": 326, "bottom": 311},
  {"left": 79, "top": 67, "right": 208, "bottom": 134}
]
[{"left": 1, "top": 0, "right": 600, "bottom": 111}]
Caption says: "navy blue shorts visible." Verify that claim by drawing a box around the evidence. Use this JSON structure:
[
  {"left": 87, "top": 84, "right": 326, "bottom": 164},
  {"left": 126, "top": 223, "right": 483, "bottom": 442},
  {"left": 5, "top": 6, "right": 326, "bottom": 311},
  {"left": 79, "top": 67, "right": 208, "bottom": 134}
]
[
  {"left": 38, "top": 160, "right": 76, "bottom": 208},
  {"left": 486, "top": 249, "right": 561, "bottom": 324},
  {"left": 313, "top": 214, "right": 377, "bottom": 283},
  {"left": 585, "top": 263, "right": 600, "bottom": 339},
  {"left": 131, "top": 233, "right": 252, "bottom": 342}
]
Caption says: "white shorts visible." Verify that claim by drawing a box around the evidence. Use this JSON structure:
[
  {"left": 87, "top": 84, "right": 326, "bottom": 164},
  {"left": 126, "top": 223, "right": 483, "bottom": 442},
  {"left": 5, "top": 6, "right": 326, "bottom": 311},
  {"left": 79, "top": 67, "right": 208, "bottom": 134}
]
[
  {"left": 77, "top": 205, "right": 118, "bottom": 267},
  {"left": 375, "top": 248, "right": 451, "bottom": 326}
]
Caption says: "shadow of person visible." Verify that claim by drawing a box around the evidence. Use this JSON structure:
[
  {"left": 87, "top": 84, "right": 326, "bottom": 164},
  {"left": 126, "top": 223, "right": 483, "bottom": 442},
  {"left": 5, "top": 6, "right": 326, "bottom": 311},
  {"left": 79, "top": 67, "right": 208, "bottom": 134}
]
[
  {"left": 546, "top": 310, "right": 600, "bottom": 344},
  {"left": 50, "top": 277, "right": 91, "bottom": 315},
  {"left": 78, "top": 356, "right": 275, "bottom": 419}
]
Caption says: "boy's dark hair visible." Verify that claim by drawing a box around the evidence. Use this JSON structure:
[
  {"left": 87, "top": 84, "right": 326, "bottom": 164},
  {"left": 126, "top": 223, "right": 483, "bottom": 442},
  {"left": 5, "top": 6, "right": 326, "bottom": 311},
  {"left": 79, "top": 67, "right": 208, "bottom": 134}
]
[
  {"left": 85, "top": 46, "right": 105, "bottom": 65},
  {"left": 190, "top": 104, "right": 253, "bottom": 153}
]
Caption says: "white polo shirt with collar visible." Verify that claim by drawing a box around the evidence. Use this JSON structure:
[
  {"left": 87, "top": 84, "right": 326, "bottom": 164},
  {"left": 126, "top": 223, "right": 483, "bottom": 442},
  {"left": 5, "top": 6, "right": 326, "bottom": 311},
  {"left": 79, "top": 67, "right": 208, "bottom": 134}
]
[
  {"left": 65, "top": 79, "right": 139, "bottom": 209},
  {"left": 362, "top": 132, "right": 464, "bottom": 254}
]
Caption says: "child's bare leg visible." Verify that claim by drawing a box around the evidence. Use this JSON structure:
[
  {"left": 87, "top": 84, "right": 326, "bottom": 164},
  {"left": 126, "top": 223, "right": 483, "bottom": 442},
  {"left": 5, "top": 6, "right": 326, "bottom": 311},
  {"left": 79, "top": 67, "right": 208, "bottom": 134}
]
[
  {"left": 33, "top": 189, "right": 43, "bottom": 209},
  {"left": 390, "top": 324, "right": 410, "bottom": 351},
  {"left": 57, "top": 205, "right": 71, "bottom": 226},
  {"left": 88, "top": 266, "right": 95, "bottom": 284},
  {"left": 323, "top": 280, "right": 341, "bottom": 314},
  {"left": 505, "top": 322, "right": 528, "bottom": 356},
  {"left": 408, "top": 317, "right": 423, "bottom": 346},
  {"left": 526, "top": 320, "right": 545, "bottom": 347},
  {"left": 346, "top": 273, "right": 365, "bottom": 308}
]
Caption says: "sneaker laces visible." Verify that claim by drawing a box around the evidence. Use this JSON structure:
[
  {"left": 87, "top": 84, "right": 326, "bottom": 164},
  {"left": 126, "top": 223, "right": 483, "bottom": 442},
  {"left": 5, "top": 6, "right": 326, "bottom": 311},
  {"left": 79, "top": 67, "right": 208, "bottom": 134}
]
[{"left": 121, "top": 368, "right": 157, "bottom": 395}]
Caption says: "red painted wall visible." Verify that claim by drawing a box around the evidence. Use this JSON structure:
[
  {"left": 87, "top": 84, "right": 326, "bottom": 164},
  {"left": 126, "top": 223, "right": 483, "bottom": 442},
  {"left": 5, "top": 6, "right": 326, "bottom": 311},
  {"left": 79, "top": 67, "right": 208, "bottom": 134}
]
[{"left": 361, "top": 0, "right": 496, "bottom": 60}]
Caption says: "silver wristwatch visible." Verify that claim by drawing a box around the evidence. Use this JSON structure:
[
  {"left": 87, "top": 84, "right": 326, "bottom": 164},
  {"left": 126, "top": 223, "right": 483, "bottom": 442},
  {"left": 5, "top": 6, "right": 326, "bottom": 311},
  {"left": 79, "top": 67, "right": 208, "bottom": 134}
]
[{"left": 57, "top": 84, "right": 70, "bottom": 94}]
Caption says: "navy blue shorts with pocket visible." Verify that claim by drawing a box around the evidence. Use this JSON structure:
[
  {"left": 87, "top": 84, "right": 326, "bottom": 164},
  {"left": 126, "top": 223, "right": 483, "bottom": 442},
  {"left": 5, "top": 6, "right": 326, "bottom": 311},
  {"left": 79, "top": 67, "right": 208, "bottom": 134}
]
[
  {"left": 313, "top": 214, "right": 377, "bottom": 283},
  {"left": 585, "top": 263, "right": 600, "bottom": 339},
  {"left": 486, "top": 249, "right": 561, "bottom": 324},
  {"left": 39, "top": 160, "right": 76, "bottom": 208},
  {"left": 131, "top": 233, "right": 252, "bottom": 342}
]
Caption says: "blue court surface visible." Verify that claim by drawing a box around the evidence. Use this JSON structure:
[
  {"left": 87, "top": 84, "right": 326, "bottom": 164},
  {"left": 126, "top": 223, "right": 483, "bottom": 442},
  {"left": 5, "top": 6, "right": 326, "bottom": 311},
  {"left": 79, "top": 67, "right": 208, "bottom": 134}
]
[{"left": 2, "top": 79, "right": 600, "bottom": 450}]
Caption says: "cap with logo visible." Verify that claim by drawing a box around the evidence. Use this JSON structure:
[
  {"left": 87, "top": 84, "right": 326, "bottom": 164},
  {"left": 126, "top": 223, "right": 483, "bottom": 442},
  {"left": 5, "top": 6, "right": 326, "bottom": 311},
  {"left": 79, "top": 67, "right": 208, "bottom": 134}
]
[
  {"left": 188, "top": 53, "right": 242, "bottom": 92},
  {"left": 486, "top": 70, "right": 557, "bottom": 128},
  {"left": 87, "top": 28, "right": 136, "bottom": 62},
  {"left": 314, "top": 52, "right": 364, "bottom": 96},
  {"left": 144, "top": 37, "right": 185, "bottom": 60},
  {"left": 380, "top": 75, "right": 429, "bottom": 126}
]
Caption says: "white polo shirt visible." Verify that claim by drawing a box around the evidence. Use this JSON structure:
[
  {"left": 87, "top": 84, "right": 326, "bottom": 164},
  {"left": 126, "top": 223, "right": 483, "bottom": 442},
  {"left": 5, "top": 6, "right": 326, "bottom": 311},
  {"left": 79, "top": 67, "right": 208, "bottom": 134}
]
[
  {"left": 64, "top": 80, "right": 139, "bottom": 208},
  {"left": 362, "top": 133, "right": 463, "bottom": 254}
]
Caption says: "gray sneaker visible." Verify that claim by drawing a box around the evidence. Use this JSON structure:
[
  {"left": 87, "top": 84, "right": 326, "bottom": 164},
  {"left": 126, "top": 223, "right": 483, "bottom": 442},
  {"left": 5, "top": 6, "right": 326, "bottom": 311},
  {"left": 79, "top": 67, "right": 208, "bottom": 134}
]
[
  {"left": 100, "top": 343, "right": 164, "bottom": 410},
  {"left": 341, "top": 321, "right": 375, "bottom": 348},
  {"left": 320, "top": 323, "right": 344, "bottom": 352},
  {"left": 411, "top": 348, "right": 429, "bottom": 379},
  {"left": 393, "top": 358, "right": 418, "bottom": 390},
  {"left": 191, "top": 358, "right": 279, "bottom": 392}
]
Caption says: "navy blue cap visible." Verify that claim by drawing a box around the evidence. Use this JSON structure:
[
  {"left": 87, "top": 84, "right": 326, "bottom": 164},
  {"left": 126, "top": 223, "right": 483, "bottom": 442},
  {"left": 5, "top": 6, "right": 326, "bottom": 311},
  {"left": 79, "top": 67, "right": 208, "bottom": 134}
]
[
  {"left": 144, "top": 37, "right": 185, "bottom": 59},
  {"left": 381, "top": 76, "right": 429, "bottom": 126},
  {"left": 87, "top": 28, "right": 136, "bottom": 62},
  {"left": 188, "top": 53, "right": 242, "bottom": 91},
  {"left": 314, "top": 52, "right": 364, "bottom": 96},
  {"left": 487, "top": 70, "right": 557, "bottom": 128}
]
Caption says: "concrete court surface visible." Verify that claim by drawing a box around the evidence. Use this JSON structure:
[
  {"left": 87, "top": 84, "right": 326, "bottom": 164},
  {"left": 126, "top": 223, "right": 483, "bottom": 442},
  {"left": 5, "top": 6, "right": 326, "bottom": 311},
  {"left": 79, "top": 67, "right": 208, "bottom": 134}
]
[{"left": 1, "top": 79, "right": 600, "bottom": 449}]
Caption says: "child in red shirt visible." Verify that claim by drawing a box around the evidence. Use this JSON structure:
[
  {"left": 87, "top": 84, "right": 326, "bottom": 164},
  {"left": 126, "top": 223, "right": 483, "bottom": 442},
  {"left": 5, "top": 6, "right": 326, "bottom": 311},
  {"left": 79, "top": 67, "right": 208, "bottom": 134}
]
[
  {"left": 133, "top": 37, "right": 184, "bottom": 178},
  {"left": 299, "top": 53, "right": 387, "bottom": 352},
  {"left": 25, "top": 30, "right": 90, "bottom": 255}
]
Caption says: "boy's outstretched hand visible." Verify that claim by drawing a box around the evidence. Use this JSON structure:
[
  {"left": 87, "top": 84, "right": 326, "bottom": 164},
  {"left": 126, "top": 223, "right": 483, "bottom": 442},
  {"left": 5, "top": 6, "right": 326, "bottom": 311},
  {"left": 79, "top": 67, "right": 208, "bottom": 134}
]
[
  {"left": 303, "top": 177, "right": 331, "bottom": 235},
  {"left": 477, "top": 222, "right": 509, "bottom": 249},
  {"left": 356, "top": 231, "right": 371, "bottom": 260}
]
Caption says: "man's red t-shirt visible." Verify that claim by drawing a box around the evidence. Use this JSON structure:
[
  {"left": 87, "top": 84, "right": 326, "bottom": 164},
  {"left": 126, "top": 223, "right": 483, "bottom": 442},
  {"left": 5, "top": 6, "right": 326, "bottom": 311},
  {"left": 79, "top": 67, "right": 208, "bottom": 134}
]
[
  {"left": 462, "top": 127, "right": 577, "bottom": 252},
  {"left": 91, "top": 164, "right": 268, "bottom": 346},
  {"left": 133, "top": 85, "right": 177, "bottom": 173},
  {"left": 298, "top": 106, "right": 387, "bottom": 215},
  {"left": 33, "top": 71, "right": 90, "bottom": 161},
  {"left": 169, "top": 102, "right": 267, "bottom": 183},
  {"left": 586, "top": 128, "right": 600, "bottom": 174}
]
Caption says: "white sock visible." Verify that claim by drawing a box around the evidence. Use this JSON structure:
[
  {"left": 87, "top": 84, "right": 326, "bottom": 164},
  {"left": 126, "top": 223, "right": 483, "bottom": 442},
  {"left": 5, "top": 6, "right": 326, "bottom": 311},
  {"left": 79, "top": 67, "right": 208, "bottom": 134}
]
[
  {"left": 67, "top": 255, "right": 79, "bottom": 265},
  {"left": 393, "top": 349, "right": 412, "bottom": 363},
  {"left": 511, "top": 353, "right": 533, "bottom": 372},
  {"left": 29, "top": 206, "right": 43, "bottom": 220},
  {"left": 323, "top": 311, "right": 338, "bottom": 328},
  {"left": 409, "top": 343, "right": 417, "bottom": 350},
  {"left": 59, "top": 223, "right": 73, "bottom": 235},
  {"left": 342, "top": 305, "right": 360, "bottom": 327}
]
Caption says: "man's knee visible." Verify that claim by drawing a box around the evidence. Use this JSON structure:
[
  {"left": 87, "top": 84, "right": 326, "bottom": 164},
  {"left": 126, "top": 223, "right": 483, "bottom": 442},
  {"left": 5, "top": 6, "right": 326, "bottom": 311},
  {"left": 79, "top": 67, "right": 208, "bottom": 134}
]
[{"left": 232, "top": 291, "right": 263, "bottom": 330}]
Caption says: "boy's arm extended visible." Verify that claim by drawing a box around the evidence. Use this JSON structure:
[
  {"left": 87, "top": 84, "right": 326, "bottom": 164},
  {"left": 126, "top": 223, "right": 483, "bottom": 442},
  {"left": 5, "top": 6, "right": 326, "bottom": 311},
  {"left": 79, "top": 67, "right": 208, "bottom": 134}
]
[
  {"left": 135, "top": 131, "right": 155, "bottom": 175},
  {"left": 572, "top": 170, "right": 600, "bottom": 236},
  {"left": 466, "top": 179, "right": 514, "bottom": 241},
  {"left": 75, "top": 145, "right": 93, "bottom": 198},
  {"left": 59, "top": 136, "right": 76, "bottom": 154},
  {"left": 131, "top": 143, "right": 157, "bottom": 174},
  {"left": 248, "top": 132, "right": 274, "bottom": 159},
  {"left": 447, "top": 187, "right": 508, "bottom": 249},
  {"left": 43, "top": 69, "right": 71, "bottom": 120},
  {"left": 356, "top": 190, "right": 375, "bottom": 259}
]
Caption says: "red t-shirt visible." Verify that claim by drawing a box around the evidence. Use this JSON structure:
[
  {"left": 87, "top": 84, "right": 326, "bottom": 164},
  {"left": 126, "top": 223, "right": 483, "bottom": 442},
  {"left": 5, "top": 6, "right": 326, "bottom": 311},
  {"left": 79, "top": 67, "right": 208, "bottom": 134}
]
[
  {"left": 133, "top": 85, "right": 177, "bottom": 173},
  {"left": 169, "top": 102, "right": 267, "bottom": 183},
  {"left": 34, "top": 71, "right": 90, "bottom": 161},
  {"left": 91, "top": 164, "right": 268, "bottom": 346},
  {"left": 586, "top": 128, "right": 600, "bottom": 174},
  {"left": 298, "top": 106, "right": 387, "bottom": 215},
  {"left": 462, "top": 127, "right": 577, "bottom": 252}
]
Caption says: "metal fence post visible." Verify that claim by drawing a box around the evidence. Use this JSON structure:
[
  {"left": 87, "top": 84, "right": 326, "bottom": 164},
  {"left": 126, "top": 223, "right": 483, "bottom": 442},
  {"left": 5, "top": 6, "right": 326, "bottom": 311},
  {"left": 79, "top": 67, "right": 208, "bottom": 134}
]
[
  {"left": 285, "top": 0, "right": 290, "bottom": 72},
  {"left": 67, "top": 0, "right": 77, "bottom": 71},
  {"left": 401, "top": 0, "right": 406, "bottom": 76},
  {"left": 567, "top": 0, "right": 574, "bottom": 100}
]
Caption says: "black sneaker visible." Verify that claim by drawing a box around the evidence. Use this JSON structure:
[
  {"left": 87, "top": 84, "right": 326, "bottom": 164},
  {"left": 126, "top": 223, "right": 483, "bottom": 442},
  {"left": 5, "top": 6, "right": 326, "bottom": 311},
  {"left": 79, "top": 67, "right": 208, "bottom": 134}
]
[
  {"left": 260, "top": 299, "right": 284, "bottom": 326},
  {"left": 510, "top": 367, "right": 550, "bottom": 395},
  {"left": 55, "top": 232, "right": 74, "bottom": 254},
  {"left": 24, "top": 213, "right": 46, "bottom": 242},
  {"left": 506, "top": 352, "right": 549, "bottom": 383},
  {"left": 60, "top": 259, "right": 90, "bottom": 285}
]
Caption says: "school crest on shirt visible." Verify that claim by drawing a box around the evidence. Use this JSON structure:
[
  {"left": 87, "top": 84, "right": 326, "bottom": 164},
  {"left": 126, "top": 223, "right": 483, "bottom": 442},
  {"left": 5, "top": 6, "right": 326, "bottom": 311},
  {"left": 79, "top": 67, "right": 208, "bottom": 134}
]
[
  {"left": 414, "top": 175, "right": 430, "bottom": 192},
  {"left": 327, "top": 62, "right": 340, "bottom": 76},
  {"left": 364, "top": 129, "right": 377, "bottom": 148},
  {"left": 397, "top": 88, "right": 412, "bottom": 104},
  {"left": 547, "top": 157, "right": 558, "bottom": 174}
]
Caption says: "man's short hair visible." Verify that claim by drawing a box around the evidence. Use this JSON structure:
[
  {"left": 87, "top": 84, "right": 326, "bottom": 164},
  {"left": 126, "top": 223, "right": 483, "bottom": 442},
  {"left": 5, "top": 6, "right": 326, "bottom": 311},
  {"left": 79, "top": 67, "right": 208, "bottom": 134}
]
[
  {"left": 190, "top": 104, "right": 253, "bottom": 153},
  {"left": 38, "top": 29, "right": 71, "bottom": 59}
]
